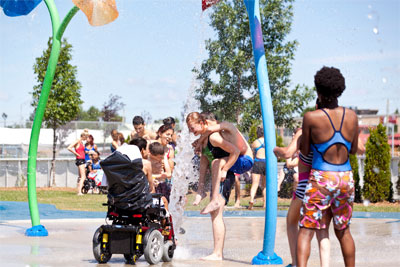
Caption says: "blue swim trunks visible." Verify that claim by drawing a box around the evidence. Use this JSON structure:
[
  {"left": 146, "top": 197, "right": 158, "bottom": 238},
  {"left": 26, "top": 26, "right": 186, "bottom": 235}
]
[{"left": 229, "top": 155, "right": 254, "bottom": 174}]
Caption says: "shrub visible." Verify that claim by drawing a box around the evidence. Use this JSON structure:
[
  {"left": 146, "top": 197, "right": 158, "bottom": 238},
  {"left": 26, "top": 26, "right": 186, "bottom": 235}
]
[
  {"left": 349, "top": 154, "right": 362, "bottom": 203},
  {"left": 362, "top": 124, "right": 392, "bottom": 202},
  {"left": 397, "top": 161, "right": 400, "bottom": 193},
  {"left": 248, "top": 121, "right": 260, "bottom": 144}
]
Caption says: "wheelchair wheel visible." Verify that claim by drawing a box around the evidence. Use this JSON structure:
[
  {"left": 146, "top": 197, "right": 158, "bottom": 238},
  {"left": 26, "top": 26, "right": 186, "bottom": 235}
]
[
  {"left": 93, "top": 227, "right": 112, "bottom": 263},
  {"left": 144, "top": 229, "right": 164, "bottom": 265},
  {"left": 124, "top": 253, "right": 139, "bottom": 264},
  {"left": 81, "top": 186, "right": 88, "bottom": 194},
  {"left": 81, "top": 180, "right": 90, "bottom": 194},
  {"left": 162, "top": 240, "right": 174, "bottom": 262}
]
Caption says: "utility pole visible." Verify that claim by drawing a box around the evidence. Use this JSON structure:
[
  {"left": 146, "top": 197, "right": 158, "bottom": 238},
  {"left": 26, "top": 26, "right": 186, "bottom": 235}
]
[
  {"left": 2, "top": 112, "right": 7, "bottom": 127},
  {"left": 386, "top": 99, "right": 389, "bottom": 135}
]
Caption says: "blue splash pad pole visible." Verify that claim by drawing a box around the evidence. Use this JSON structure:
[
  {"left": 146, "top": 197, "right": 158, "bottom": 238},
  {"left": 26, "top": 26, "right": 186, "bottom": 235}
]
[{"left": 244, "top": 0, "right": 282, "bottom": 264}]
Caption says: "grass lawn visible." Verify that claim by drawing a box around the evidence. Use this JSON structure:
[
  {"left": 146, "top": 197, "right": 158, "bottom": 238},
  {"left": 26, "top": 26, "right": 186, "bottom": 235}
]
[{"left": 0, "top": 187, "right": 399, "bottom": 213}]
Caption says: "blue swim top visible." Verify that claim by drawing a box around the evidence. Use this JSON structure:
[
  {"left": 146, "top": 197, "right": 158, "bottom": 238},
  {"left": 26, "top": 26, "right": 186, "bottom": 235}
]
[
  {"left": 311, "top": 107, "right": 352, "bottom": 172},
  {"left": 254, "top": 138, "right": 265, "bottom": 153}
]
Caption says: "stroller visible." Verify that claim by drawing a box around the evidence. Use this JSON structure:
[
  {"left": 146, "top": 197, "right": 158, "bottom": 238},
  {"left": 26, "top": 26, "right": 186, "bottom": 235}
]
[
  {"left": 92, "top": 146, "right": 176, "bottom": 265},
  {"left": 81, "top": 162, "right": 107, "bottom": 194}
]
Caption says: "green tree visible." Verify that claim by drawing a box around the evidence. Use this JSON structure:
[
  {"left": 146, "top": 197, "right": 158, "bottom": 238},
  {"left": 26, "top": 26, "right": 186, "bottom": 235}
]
[
  {"left": 362, "top": 124, "right": 392, "bottom": 202},
  {"left": 193, "top": 0, "right": 314, "bottom": 131},
  {"left": 248, "top": 120, "right": 260, "bottom": 144},
  {"left": 77, "top": 105, "right": 101, "bottom": 121},
  {"left": 101, "top": 94, "right": 125, "bottom": 122},
  {"left": 349, "top": 154, "right": 362, "bottom": 203},
  {"left": 31, "top": 37, "right": 82, "bottom": 186}
]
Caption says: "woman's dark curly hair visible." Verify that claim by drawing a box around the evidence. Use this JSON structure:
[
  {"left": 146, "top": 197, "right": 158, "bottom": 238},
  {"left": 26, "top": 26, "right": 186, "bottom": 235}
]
[{"left": 314, "top": 66, "right": 345, "bottom": 101}]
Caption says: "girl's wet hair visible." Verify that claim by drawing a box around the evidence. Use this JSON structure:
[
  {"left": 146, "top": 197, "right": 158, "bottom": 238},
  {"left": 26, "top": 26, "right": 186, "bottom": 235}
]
[
  {"left": 200, "top": 111, "right": 217, "bottom": 121},
  {"left": 163, "top": 117, "right": 175, "bottom": 126},
  {"left": 186, "top": 111, "right": 218, "bottom": 126},
  {"left": 156, "top": 124, "right": 174, "bottom": 140},
  {"left": 256, "top": 125, "right": 264, "bottom": 138},
  {"left": 157, "top": 124, "right": 174, "bottom": 135}
]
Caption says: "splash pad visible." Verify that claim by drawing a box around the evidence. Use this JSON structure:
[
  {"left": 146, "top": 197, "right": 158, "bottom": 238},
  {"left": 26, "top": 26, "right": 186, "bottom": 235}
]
[{"left": 1, "top": 0, "right": 281, "bottom": 264}]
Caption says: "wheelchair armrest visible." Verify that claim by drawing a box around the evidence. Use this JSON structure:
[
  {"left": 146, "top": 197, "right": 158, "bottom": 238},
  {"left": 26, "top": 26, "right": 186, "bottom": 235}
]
[{"left": 151, "top": 193, "right": 162, "bottom": 198}]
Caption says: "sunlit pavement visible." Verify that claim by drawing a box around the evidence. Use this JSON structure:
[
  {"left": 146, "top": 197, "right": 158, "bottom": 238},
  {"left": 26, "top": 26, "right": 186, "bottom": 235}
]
[{"left": 0, "top": 216, "right": 399, "bottom": 266}]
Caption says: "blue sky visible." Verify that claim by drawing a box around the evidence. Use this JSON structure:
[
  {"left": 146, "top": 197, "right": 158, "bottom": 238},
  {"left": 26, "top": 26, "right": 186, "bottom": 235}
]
[{"left": 0, "top": 0, "right": 399, "bottom": 126}]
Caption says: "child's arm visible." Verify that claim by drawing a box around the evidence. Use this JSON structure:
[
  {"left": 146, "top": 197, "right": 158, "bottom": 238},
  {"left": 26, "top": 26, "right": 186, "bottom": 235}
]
[
  {"left": 144, "top": 160, "right": 155, "bottom": 193},
  {"left": 209, "top": 132, "right": 240, "bottom": 181},
  {"left": 67, "top": 139, "right": 80, "bottom": 157},
  {"left": 161, "top": 155, "right": 172, "bottom": 178},
  {"left": 195, "top": 122, "right": 229, "bottom": 152},
  {"left": 273, "top": 129, "right": 302, "bottom": 159}
]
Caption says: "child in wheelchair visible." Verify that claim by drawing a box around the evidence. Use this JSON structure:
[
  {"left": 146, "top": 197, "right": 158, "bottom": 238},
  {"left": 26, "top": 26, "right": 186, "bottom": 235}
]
[{"left": 92, "top": 144, "right": 176, "bottom": 265}]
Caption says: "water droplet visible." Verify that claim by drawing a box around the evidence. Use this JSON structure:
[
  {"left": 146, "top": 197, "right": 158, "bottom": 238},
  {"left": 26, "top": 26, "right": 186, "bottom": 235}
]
[
  {"left": 373, "top": 167, "right": 380, "bottom": 174},
  {"left": 367, "top": 14, "right": 373, "bottom": 20},
  {"left": 372, "top": 27, "right": 379, "bottom": 34},
  {"left": 382, "top": 77, "right": 387, "bottom": 83},
  {"left": 363, "top": 199, "right": 370, "bottom": 207}
]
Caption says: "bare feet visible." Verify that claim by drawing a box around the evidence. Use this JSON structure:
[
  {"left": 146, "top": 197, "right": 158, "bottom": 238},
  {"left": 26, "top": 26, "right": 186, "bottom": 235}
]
[
  {"left": 201, "top": 195, "right": 225, "bottom": 214},
  {"left": 193, "top": 193, "right": 206, "bottom": 206},
  {"left": 200, "top": 253, "right": 223, "bottom": 261},
  {"left": 234, "top": 200, "right": 241, "bottom": 208},
  {"left": 248, "top": 201, "right": 254, "bottom": 210}
]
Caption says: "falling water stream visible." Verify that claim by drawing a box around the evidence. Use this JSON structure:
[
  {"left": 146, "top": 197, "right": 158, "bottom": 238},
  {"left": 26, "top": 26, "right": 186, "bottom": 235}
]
[
  {"left": 168, "top": 9, "right": 208, "bottom": 233},
  {"left": 168, "top": 74, "right": 201, "bottom": 233}
]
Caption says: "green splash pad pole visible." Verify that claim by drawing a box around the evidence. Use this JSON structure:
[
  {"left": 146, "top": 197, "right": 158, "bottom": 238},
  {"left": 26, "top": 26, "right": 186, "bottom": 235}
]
[{"left": 26, "top": 0, "right": 79, "bottom": 236}]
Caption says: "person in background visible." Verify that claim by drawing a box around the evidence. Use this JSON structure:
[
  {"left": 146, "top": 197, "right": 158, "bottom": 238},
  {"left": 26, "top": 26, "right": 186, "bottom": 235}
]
[
  {"left": 163, "top": 116, "right": 178, "bottom": 148},
  {"left": 117, "top": 132, "right": 125, "bottom": 146},
  {"left": 110, "top": 129, "right": 119, "bottom": 153},
  {"left": 68, "top": 131, "right": 88, "bottom": 195},
  {"left": 248, "top": 125, "right": 266, "bottom": 210},
  {"left": 84, "top": 134, "right": 98, "bottom": 162},
  {"left": 131, "top": 116, "right": 157, "bottom": 141},
  {"left": 87, "top": 149, "right": 103, "bottom": 193},
  {"left": 148, "top": 142, "right": 172, "bottom": 210},
  {"left": 154, "top": 124, "right": 175, "bottom": 173},
  {"left": 130, "top": 137, "right": 155, "bottom": 193}
]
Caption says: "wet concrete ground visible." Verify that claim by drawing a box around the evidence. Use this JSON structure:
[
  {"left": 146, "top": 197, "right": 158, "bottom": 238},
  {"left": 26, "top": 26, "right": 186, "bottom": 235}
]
[{"left": 0, "top": 216, "right": 399, "bottom": 267}]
